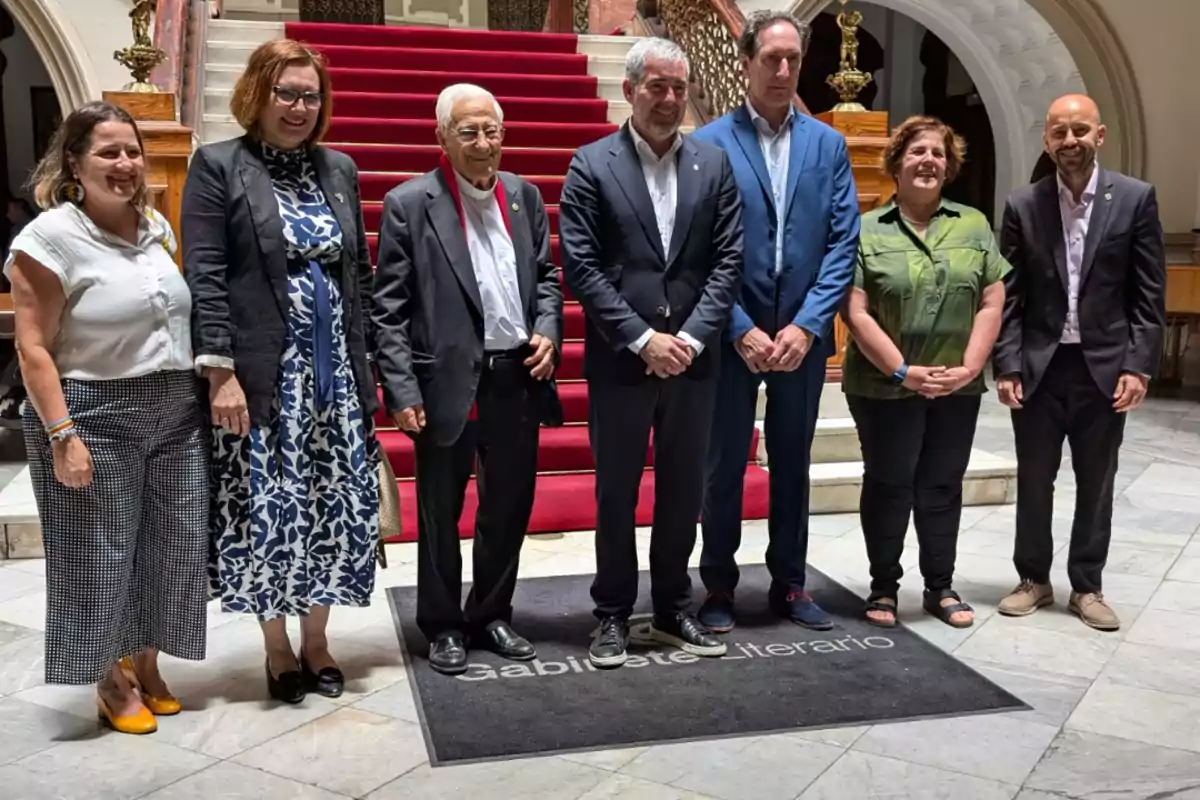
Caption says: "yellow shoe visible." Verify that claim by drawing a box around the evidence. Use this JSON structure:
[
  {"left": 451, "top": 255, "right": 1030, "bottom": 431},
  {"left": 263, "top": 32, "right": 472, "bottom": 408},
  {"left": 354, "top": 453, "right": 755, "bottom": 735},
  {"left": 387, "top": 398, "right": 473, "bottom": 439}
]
[
  {"left": 96, "top": 694, "right": 157, "bottom": 735},
  {"left": 118, "top": 656, "right": 182, "bottom": 716}
]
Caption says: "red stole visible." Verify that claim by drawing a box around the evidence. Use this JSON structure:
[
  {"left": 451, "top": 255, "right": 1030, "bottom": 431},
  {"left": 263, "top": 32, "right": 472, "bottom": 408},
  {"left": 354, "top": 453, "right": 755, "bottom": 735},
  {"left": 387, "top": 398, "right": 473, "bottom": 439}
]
[{"left": 438, "top": 155, "right": 516, "bottom": 422}]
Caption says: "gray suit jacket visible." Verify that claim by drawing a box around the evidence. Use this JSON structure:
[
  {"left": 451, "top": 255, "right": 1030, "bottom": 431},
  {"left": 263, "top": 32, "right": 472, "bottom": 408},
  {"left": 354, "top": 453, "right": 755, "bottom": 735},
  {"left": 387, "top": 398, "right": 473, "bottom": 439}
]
[
  {"left": 371, "top": 168, "right": 563, "bottom": 447},
  {"left": 181, "top": 136, "right": 379, "bottom": 425},
  {"left": 993, "top": 167, "right": 1166, "bottom": 399}
]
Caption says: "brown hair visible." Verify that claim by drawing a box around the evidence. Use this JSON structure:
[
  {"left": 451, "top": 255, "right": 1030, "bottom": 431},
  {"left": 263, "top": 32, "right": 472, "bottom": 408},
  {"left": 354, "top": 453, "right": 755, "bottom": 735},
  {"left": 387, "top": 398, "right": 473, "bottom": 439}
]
[
  {"left": 882, "top": 115, "right": 967, "bottom": 184},
  {"left": 230, "top": 38, "right": 332, "bottom": 145},
  {"left": 28, "top": 101, "right": 147, "bottom": 211}
]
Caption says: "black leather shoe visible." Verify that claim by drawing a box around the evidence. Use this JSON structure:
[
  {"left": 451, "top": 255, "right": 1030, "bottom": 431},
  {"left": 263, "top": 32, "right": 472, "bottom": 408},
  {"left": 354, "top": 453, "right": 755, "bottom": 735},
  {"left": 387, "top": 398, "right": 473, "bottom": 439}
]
[
  {"left": 266, "top": 656, "right": 306, "bottom": 704},
  {"left": 428, "top": 633, "right": 468, "bottom": 675},
  {"left": 477, "top": 621, "right": 536, "bottom": 661},
  {"left": 649, "top": 613, "right": 727, "bottom": 657},
  {"left": 588, "top": 616, "right": 629, "bottom": 668},
  {"left": 300, "top": 655, "right": 345, "bottom": 698}
]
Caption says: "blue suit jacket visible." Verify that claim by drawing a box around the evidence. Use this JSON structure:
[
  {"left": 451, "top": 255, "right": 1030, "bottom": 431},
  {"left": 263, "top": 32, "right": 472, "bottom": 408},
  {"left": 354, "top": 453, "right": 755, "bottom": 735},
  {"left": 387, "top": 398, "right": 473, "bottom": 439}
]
[{"left": 692, "top": 105, "right": 860, "bottom": 359}]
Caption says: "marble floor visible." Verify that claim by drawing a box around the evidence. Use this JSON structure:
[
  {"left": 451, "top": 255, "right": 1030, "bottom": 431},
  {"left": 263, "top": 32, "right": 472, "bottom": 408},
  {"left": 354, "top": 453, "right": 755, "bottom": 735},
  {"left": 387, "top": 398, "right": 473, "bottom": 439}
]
[{"left": 2, "top": 393, "right": 1200, "bottom": 799}]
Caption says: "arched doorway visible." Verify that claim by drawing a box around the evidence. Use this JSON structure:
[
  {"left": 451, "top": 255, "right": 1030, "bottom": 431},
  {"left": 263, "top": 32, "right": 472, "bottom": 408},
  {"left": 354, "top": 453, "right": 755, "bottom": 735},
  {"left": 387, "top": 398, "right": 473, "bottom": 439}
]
[
  {"left": 0, "top": 0, "right": 96, "bottom": 114},
  {"left": 789, "top": 0, "right": 1145, "bottom": 220}
]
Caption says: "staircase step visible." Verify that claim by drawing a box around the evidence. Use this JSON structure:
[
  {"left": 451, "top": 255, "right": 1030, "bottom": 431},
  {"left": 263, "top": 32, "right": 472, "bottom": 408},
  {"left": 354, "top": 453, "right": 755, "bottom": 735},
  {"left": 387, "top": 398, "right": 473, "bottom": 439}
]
[
  {"left": 328, "top": 92, "right": 612, "bottom": 124},
  {"left": 327, "top": 118, "right": 616, "bottom": 149},
  {"left": 376, "top": 382, "right": 589, "bottom": 427},
  {"left": 807, "top": 449, "right": 1018, "bottom": 514},
  {"left": 575, "top": 33, "right": 644, "bottom": 58},
  {"left": 755, "top": 418, "right": 861, "bottom": 465},
  {"left": 392, "top": 466, "right": 771, "bottom": 540},
  {"left": 286, "top": 21, "right": 582, "bottom": 53},
  {"left": 334, "top": 144, "right": 576, "bottom": 177},
  {"left": 324, "top": 68, "right": 601, "bottom": 99},
  {"left": 303, "top": 44, "right": 591, "bottom": 76},
  {"left": 378, "top": 425, "right": 759, "bottom": 478}
]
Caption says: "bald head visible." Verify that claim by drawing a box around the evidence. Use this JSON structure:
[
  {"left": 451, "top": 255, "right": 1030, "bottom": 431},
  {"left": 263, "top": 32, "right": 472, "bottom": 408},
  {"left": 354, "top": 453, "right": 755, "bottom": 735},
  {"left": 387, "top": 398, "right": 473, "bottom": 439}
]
[
  {"left": 1043, "top": 93, "right": 1104, "bottom": 192},
  {"left": 1045, "top": 93, "right": 1101, "bottom": 129}
]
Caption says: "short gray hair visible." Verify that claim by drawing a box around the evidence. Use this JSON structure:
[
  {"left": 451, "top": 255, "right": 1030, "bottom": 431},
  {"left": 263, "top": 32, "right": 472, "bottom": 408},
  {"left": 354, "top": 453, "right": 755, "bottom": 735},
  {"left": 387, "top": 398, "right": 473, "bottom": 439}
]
[
  {"left": 738, "top": 11, "right": 811, "bottom": 58},
  {"left": 624, "top": 37, "right": 689, "bottom": 85},
  {"left": 435, "top": 83, "right": 504, "bottom": 131}
]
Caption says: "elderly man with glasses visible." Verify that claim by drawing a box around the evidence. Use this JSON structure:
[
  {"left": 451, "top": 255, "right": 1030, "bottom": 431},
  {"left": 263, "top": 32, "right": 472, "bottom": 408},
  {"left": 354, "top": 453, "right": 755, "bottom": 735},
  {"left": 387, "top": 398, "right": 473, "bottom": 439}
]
[{"left": 372, "top": 83, "right": 564, "bottom": 675}]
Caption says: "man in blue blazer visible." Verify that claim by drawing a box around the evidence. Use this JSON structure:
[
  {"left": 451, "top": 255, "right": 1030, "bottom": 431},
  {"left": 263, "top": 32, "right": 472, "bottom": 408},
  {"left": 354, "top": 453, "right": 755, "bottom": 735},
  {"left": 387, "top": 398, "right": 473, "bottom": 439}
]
[{"left": 692, "top": 11, "right": 859, "bottom": 632}]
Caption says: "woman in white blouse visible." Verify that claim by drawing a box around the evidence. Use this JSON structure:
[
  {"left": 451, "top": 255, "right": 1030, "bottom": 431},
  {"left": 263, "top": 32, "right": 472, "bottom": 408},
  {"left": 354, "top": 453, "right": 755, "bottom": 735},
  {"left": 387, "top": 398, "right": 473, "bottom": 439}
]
[{"left": 4, "top": 101, "right": 208, "bottom": 735}]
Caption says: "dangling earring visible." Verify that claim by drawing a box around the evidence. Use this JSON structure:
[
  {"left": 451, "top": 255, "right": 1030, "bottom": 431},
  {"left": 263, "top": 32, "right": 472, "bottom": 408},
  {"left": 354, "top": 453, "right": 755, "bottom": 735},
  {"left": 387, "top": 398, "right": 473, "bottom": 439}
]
[{"left": 62, "top": 177, "right": 85, "bottom": 205}]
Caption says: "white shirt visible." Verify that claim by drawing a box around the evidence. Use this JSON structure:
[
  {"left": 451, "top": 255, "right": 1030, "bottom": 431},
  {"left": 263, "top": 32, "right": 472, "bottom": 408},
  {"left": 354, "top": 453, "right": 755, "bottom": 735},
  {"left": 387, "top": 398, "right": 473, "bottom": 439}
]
[
  {"left": 746, "top": 100, "right": 794, "bottom": 277},
  {"left": 625, "top": 123, "right": 704, "bottom": 357},
  {"left": 1058, "top": 166, "right": 1098, "bottom": 344},
  {"left": 455, "top": 172, "right": 528, "bottom": 351},
  {"left": 3, "top": 203, "right": 193, "bottom": 380}
]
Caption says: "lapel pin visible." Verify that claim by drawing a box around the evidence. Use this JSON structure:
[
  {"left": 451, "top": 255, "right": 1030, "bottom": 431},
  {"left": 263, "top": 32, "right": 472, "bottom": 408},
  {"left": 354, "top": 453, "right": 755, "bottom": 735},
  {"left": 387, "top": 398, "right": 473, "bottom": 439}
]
[
  {"left": 693, "top": 164, "right": 699, "bottom": 171},
  {"left": 1104, "top": 191, "right": 1112, "bottom": 201},
  {"left": 334, "top": 192, "right": 344, "bottom": 203},
  {"left": 512, "top": 202, "right": 520, "bottom": 212}
]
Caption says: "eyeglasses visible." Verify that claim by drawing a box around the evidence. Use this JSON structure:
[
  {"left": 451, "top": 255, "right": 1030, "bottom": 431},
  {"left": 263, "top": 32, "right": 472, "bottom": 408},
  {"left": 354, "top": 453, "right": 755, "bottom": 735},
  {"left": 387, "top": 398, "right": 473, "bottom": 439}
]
[
  {"left": 452, "top": 126, "right": 504, "bottom": 144},
  {"left": 272, "top": 86, "right": 323, "bottom": 110}
]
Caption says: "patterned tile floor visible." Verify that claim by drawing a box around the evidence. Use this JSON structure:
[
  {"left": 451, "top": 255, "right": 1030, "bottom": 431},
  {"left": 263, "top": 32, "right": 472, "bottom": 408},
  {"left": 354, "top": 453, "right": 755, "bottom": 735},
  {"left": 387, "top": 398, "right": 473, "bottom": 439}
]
[{"left": 2, "top": 393, "right": 1200, "bottom": 799}]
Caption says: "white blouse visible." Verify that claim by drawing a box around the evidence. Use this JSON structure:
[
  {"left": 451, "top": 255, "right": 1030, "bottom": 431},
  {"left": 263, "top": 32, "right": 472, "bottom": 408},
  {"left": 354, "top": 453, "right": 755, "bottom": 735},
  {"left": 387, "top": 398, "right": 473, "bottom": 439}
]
[{"left": 2, "top": 203, "right": 194, "bottom": 381}]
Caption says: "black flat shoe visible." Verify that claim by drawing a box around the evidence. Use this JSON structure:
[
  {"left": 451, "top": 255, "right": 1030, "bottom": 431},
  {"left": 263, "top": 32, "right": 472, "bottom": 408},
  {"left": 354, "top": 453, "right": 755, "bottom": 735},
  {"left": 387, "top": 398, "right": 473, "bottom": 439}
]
[
  {"left": 300, "top": 655, "right": 345, "bottom": 698},
  {"left": 476, "top": 621, "right": 536, "bottom": 661},
  {"left": 429, "top": 633, "right": 468, "bottom": 675},
  {"left": 265, "top": 656, "right": 306, "bottom": 704}
]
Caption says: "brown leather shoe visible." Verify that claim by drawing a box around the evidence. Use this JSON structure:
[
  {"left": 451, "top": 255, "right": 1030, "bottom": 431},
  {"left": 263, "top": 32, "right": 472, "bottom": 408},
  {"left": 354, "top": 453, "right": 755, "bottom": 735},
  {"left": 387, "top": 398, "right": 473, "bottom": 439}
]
[
  {"left": 1069, "top": 592, "right": 1120, "bottom": 631},
  {"left": 997, "top": 580, "right": 1054, "bottom": 616}
]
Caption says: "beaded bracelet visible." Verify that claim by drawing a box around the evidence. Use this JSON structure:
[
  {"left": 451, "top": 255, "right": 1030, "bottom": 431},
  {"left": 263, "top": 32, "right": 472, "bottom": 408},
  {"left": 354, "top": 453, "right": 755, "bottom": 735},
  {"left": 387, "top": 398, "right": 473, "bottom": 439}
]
[{"left": 44, "top": 417, "right": 73, "bottom": 436}]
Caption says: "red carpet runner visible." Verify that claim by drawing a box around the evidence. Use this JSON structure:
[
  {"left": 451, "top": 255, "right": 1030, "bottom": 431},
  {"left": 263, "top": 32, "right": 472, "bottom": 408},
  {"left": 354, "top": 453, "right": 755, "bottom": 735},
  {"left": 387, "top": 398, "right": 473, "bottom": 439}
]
[{"left": 285, "top": 22, "right": 769, "bottom": 541}]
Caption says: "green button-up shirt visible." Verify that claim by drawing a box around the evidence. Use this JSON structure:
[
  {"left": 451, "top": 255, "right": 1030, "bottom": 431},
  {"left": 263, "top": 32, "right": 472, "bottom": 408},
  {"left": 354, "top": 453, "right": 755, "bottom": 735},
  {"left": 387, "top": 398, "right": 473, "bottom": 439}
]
[{"left": 842, "top": 199, "right": 1011, "bottom": 399}]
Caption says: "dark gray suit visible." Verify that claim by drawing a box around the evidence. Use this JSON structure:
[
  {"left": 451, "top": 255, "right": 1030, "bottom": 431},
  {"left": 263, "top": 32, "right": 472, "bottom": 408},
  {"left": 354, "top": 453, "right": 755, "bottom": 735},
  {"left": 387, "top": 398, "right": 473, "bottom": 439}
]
[
  {"left": 559, "top": 125, "right": 743, "bottom": 620},
  {"left": 993, "top": 167, "right": 1166, "bottom": 593},
  {"left": 372, "top": 167, "right": 562, "bottom": 640},
  {"left": 182, "top": 137, "right": 378, "bottom": 425}
]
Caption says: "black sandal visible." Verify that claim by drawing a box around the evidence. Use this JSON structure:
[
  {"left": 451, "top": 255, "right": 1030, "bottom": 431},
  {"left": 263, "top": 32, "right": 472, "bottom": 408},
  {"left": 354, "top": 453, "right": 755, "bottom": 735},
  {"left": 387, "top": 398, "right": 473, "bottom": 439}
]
[
  {"left": 923, "top": 588, "right": 974, "bottom": 628},
  {"left": 863, "top": 593, "right": 898, "bottom": 628}
]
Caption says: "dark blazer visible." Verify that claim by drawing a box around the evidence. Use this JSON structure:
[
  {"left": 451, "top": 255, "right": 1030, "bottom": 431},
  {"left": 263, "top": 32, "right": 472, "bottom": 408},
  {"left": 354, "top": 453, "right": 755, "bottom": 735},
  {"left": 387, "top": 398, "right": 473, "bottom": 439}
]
[
  {"left": 692, "top": 105, "right": 859, "bottom": 357},
  {"left": 993, "top": 167, "right": 1166, "bottom": 399},
  {"left": 558, "top": 126, "right": 744, "bottom": 384},
  {"left": 181, "top": 136, "right": 379, "bottom": 425},
  {"left": 371, "top": 169, "right": 564, "bottom": 448}
]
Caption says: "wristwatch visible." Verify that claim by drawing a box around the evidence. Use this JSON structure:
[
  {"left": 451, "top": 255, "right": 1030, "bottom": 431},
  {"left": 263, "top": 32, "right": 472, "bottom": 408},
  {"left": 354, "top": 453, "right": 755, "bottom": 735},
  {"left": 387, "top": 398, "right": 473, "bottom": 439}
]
[{"left": 891, "top": 363, "right": 909, "bottom": 384}]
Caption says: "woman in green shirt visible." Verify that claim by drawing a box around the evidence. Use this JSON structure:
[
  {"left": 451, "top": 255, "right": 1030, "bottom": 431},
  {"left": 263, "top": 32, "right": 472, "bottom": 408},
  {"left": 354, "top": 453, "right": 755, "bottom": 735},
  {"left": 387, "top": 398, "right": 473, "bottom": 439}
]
[{"left": 841, "top": 116, "right": 1009, "bottom": 629}]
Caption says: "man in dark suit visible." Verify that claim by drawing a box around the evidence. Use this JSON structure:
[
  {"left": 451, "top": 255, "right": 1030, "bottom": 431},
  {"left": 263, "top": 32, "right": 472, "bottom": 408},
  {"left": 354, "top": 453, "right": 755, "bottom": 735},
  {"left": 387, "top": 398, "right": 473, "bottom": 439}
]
[
  {"left": 692, "top": 12, "right": 859, "bottom": 633},
  {"left": 993, "top": 93, "right": 1165, "bottom": 632},
  {"left": 559, "top": 37, "right": 744, "bottom": 669},
  {"left": 373, "top": 84, "right": 563, "bottom": 674}
]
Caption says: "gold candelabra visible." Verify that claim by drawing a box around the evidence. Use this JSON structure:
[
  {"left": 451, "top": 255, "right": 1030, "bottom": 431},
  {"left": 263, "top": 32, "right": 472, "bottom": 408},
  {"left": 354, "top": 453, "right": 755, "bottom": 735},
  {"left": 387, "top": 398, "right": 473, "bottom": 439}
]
[
  {"left": 114, "top": 0, "right": 165, "bottom": 92},
  {"left": 826, "top": 0, "right": 872, "bottom": 111}
]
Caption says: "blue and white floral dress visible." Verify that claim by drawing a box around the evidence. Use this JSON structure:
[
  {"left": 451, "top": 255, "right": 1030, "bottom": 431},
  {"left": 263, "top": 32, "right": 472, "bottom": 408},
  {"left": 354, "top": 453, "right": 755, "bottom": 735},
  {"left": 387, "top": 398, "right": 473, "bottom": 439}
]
[{"left": 209, "top": 144, "right": 378, "bottom": 621}]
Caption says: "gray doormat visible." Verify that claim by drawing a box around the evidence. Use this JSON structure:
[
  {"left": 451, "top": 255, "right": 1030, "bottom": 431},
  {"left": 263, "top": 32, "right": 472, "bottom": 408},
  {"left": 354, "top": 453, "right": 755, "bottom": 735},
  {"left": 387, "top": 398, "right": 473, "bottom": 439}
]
[{"left": 387, "top": 565, "right": 1027, "bottom": 765}]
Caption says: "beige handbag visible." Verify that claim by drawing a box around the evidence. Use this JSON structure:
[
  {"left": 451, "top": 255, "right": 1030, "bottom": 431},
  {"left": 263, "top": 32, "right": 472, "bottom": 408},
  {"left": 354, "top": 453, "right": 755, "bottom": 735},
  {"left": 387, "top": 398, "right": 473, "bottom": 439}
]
[{"left": 377, "top": 454, "right": 401, "bottom": 568}]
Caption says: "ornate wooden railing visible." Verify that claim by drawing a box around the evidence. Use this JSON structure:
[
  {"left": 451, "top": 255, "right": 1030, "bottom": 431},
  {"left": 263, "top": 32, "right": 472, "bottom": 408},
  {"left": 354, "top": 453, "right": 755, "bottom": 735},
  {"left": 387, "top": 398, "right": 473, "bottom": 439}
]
[{"left": 642, "top": 0, "right": 810, "bottom": 125}]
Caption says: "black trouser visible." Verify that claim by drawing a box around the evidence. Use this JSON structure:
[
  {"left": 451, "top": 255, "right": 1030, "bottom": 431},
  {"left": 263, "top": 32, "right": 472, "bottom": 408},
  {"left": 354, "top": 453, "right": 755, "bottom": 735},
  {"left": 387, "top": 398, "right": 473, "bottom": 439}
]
[
  {"left": 413, "top": 350, "right": 541, "bottom": 641},
  {"left": 1012, "top": 345, "right": 1125, "bottom": 594},
  {"left": 588, "top": 375, "right": 718, "bottom": 620},
  {"left": 847, "top": 392, "right": 982, "bottom": 599}
]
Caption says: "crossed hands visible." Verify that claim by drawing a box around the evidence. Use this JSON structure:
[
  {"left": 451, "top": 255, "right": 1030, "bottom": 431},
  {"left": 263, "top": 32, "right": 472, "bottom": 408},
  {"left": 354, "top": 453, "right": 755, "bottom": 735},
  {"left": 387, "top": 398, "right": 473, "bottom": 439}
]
[
  {"left": 903, "top": 365, "right": 976, "bottom": 398},
  {"left": 735, "top": 325, "right": 813, "bottom": 373},
  {"left": 642, "top": 333, "right": 694, "bottom": 378}
]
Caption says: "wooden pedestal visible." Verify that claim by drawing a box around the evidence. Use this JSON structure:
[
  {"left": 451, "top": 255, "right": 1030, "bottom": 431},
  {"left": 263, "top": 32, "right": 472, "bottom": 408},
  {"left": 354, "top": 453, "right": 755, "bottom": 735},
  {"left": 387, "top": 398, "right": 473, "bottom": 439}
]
[{"left": 816, "top": 109, "right": 893, "bottom": 382}]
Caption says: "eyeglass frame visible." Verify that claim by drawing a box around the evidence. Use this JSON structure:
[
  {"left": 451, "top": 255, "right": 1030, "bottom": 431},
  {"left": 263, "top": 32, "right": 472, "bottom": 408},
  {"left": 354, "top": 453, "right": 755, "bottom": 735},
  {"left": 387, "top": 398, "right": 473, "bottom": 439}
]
[
  {"left": 272, "top": 85, "right": 323, "bottom": 110},
  {"left": 450, "top": 124, "right": 505, "bottom": 144}
]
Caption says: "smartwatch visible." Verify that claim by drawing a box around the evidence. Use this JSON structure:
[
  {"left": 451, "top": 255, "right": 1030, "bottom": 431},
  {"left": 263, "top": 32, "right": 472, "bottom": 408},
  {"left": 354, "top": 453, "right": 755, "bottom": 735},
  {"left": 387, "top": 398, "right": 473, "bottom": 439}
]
[{"left": 891, "top": 363, "right": 909, "bottom": 384}]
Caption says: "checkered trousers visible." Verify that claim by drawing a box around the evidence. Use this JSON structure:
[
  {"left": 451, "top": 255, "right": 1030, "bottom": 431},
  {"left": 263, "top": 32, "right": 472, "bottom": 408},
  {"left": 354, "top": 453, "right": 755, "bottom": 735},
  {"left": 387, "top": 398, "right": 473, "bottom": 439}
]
[{"left": 23, "top": 370, "right": 210, "bottom": 685}]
